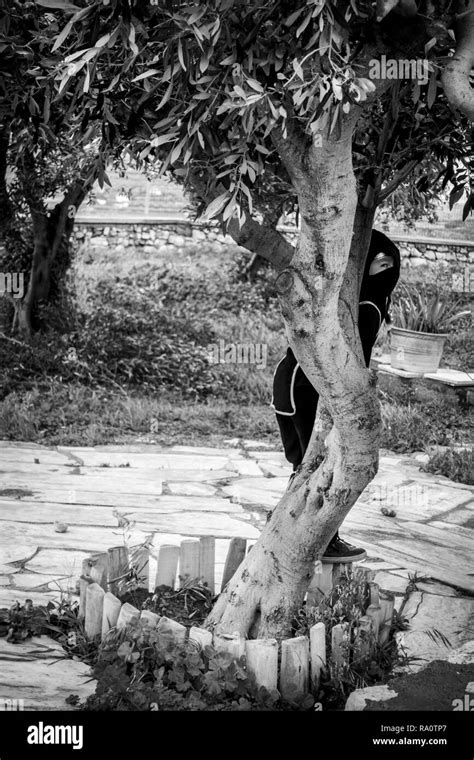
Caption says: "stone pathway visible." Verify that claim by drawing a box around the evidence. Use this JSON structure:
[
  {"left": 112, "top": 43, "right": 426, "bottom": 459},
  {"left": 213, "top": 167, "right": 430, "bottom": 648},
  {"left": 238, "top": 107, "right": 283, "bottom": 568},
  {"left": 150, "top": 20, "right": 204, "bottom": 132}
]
[{"left": 0, "top": 439, "right": 473, "bottom": 708}]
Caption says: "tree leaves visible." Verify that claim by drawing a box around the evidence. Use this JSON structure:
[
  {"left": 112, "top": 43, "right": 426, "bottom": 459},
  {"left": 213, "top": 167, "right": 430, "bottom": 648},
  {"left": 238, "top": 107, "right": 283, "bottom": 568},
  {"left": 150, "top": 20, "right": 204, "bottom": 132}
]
[
  {"left": 201, "top": 192, "right": 229, "bottom": 221},
  {"left": 449, "top": 184, "right": 464, "bottom": 209},
  {"left": 462, "top": 193, "right": 473, "bottom": 221},
  {"left": 132, "top": 69, "right": 161, "bottom": 83},
  {"left": 35, "top": 0, "right": 81, "bottom": 11},
  {"left": 376, "top": 0, "right": 400, "bottom": 22},
  {"left": 51, "top": 19, "right": 74, "bottom": 51}
]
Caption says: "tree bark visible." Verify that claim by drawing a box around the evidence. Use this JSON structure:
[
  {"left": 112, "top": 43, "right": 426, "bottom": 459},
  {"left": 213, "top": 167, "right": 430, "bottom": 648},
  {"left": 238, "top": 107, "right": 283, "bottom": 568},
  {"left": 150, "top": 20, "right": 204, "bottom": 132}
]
[
  {"left": 205, "top": 117, "right": 381, "bottom": 640},
  {"left": 16, "top": 172, "right": 94, "bottom": 337},
  {"left": 441, "top": 0, "right": 474, "bottom": 122}
]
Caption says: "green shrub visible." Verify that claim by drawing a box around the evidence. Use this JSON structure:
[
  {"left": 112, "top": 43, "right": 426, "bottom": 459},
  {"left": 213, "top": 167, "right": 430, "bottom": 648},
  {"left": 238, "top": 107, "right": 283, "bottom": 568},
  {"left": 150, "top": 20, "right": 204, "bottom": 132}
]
[{"left": 423, "top": 447, "right": 474, "bottom": 485}]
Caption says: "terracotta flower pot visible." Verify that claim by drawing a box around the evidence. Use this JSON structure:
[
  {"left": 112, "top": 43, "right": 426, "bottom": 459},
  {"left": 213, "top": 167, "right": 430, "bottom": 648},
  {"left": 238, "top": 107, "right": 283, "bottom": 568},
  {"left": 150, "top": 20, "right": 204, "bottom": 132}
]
[{"left": 390, "top": 327, "right": 447, "bottom": 375}]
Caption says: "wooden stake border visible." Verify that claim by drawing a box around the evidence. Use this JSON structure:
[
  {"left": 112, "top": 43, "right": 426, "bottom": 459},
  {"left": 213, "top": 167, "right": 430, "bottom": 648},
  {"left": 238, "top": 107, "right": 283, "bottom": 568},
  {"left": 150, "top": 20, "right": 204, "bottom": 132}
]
[{"left": 80, "top": 535, "right": 391, "bottom": 701}]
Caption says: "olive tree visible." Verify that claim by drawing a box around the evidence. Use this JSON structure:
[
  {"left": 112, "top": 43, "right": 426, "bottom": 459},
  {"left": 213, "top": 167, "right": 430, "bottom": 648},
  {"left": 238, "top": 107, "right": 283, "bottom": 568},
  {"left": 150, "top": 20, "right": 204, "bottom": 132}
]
[
  {"left": 0, "top": 0, "right": 107, "bottom": 335},
  {"left": 34, "top": 0, "right": 473, "bottom": 638}
]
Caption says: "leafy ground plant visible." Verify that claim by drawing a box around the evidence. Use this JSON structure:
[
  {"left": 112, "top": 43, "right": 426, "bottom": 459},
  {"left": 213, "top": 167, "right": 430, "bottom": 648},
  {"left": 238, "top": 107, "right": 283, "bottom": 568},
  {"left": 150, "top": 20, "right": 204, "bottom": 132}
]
[
  {"left": 292, "top": 570, "right": 410, "bottom": 710},
  {"left": 84, "top": 565, "right": 407, "bottom": 711},
  {"left": 1, "top": 568, "right": 415, "bottom": 711},
  {"left": 82, "top": 626, "right": 290, "bottom": 712},
  {"left": 0, "top": 597, "right": 98, "bottom": 665}
]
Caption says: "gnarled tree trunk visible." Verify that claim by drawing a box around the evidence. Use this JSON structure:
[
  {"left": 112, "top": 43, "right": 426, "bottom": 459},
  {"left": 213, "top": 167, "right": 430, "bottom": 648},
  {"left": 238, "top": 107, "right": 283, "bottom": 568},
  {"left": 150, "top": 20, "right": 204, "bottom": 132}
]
[
  {"left": 15, "top": 175, "right": 93, "bottom": 337},
  {"left": 205, "top": 118, "right": 380, "bottom": 640}
]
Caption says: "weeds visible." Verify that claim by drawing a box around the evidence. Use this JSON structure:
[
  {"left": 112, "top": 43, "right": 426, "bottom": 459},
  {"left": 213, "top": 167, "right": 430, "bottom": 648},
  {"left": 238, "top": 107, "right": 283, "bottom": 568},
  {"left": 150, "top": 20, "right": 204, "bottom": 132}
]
[
  {"left": 1, "top": 246, "right": 471, "bottom": 452},
  {"left": 422, "top": 447, "right": 474, "bottom": 485}
]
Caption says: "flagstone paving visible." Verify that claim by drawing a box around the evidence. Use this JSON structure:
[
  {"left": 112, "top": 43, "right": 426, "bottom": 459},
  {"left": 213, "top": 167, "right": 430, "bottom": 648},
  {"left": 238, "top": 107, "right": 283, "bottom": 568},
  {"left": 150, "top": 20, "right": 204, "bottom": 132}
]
[
  {"left": 0, "top": 438, "right": 472, "bottom": 707},
  {"left": 0, "top": 439, "right": 472, "bottom": 599}
]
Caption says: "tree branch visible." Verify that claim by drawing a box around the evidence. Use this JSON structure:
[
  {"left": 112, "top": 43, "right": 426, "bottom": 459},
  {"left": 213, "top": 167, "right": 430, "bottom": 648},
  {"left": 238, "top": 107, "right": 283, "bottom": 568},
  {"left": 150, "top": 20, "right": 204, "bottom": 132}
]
[
  {"left": 226, "top": 214, "right": 294, "bottom": 272},
  {"left": 0, "top": 124, "right": 14, "bottom": 231},
  {"left": 441, "top": 0, "right": 474, "bottom": 121},
  {"left": 189, "top": 169, "right": 295, "bottom": 271},
  {"left": 378, "top": 158, "right": 419, "bottom": 202}
]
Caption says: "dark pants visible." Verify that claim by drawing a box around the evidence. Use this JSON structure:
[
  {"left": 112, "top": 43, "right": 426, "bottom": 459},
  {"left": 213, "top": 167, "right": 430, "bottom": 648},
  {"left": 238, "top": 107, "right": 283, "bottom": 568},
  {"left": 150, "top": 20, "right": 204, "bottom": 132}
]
[
  {"left": 276, "top": 387, "right": 342, "bottom": 545},
  {"left": 275, "top": 385, "right": 318, "bottom": 472}
]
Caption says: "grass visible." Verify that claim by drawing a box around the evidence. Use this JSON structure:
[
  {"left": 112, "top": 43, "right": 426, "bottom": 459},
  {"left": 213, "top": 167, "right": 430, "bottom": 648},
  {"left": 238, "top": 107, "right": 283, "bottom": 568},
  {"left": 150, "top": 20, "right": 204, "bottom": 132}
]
[
  {"left": 0, "top": 380, "right": 280, "bottom": 447},
  {"left": 0, "top": 243, "right": 472, "bottom": 468},
  {"left": 380, "top": 397, "right": 471, "bottom": 452},
  {"left": 423, "top": 447, "right": 474, "bottom": 485}
]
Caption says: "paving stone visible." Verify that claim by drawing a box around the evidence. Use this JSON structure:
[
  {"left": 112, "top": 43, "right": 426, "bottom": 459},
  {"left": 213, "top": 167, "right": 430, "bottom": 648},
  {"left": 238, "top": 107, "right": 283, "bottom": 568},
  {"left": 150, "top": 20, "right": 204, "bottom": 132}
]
[
  {"left": 0, "top": 448, "right": 72, "bottom": 466},
  {"left": 361, "top": 481, "right": 471, "bottom": 522},
  {"left": 16, "top": 549, "right": 98, "bottom": 577},
  {"left": 165, "top": 482, "right": 218, "bottom": 496},
  {"left": 248, "top": 451, "right": 288, "bottom": 465},
  {"left": 447, "top": 641, "right": 474, "bottom": 665},
  {"left": 373, "top": 571, "right": 412, "bottom": 595},
  {"left": 9, "top": 572, "right": 76, "bottom": 592},
  {"left": 0, "top": 440, "right": 472, "bottom": 703},
  {"left": 221, "top": 477, "right": 287, "bottom": 507},
  {"left": 440, "top": 507, "right": 474, "bottom": 527},
  {"left": 0, "top": 546, "right": 45, "bottom": 572},
  {"left": 387, "top": 570, "right": 460, "bottom": 597},
  {"left": 0, "top": 520, "right": 151, "bottom": 555},
  {"left": 352, "top": 535, "right": 473, "bottom": 593},
  {"left": 359, "top": 560, "right": 405, "bottom": 571},
  {"left": 429, "top": 520, "right": 474, "bottom": 542},
  {"left": 345, "top": 685, "right": 398, "bottom": 711},
  {"left": 432, "top": 479, "right": 474, "bottom": 493},
  {"left": 141, "top": 511, "right": 260, "bottom": 539},
  {"left": 61, "top": 449, "right": 231, "bottom": 470},
  {"left": 0, "top": 588, "right": 64, "bottom": 607},
  {"left": 378, "top": 455, "right": 405, "bottom": 467},
  {"left": 161, "top": 469, "right": 239, "bottom": 482},
  {"left": 395, "top": 593, "right": 474, "bottom": 672},
  {"left": 0, "top": 496, "right": 244, "bottom": 527},
  {"left": 413, "top": 452, "right": 430, "bottom": 464},
  {"left": 228, "top": 459, "right": 263, "bottom": 477},
  {"left": 259, "top": 463, "right": 292, "bottom": 478},
  {"left": 17, "top": 486, "right": 238, "bottom": 509},
  {"left": 0, "top": 470, "right": 164, "bottom": 496},
  {"left": 171, "top": 445, "right": 242, "bottom": 457},
  {"left": 0, "top": 636, "right": 95, "bottom": 710}
]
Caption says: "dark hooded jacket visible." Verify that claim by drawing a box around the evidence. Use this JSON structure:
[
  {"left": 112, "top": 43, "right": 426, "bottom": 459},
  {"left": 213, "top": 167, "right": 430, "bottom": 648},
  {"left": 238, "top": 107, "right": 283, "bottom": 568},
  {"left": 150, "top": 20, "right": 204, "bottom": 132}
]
[{"left": 272, "top": 229, "right": 400, "bottom": 415}]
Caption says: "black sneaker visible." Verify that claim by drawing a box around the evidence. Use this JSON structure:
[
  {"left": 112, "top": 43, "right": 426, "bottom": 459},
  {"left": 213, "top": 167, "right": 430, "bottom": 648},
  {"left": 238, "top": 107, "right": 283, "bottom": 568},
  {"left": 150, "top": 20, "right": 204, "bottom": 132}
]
[{"left": 322, "top": 534, "right": 367, "bottom": 563}]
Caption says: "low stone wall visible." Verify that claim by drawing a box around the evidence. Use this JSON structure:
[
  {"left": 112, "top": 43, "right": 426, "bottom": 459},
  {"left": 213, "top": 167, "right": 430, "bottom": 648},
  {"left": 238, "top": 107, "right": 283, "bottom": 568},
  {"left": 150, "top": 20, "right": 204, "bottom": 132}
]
[
  {"left": 73, "top": 219, "right": 473, "bottom": 282},
  {"left": 73, "top": 219, "right": 239, "bottom": 258}
]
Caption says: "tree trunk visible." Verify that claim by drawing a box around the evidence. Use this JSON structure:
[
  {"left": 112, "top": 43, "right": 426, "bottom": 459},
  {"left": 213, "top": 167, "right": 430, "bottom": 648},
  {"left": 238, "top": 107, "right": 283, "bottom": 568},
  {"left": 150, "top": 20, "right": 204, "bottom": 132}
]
[
  {"left": 205, "top": 118, "right": 380, "bottom": 640},
  {"left": 16, "top": 176, "right": 91, "bottom": 337}
]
